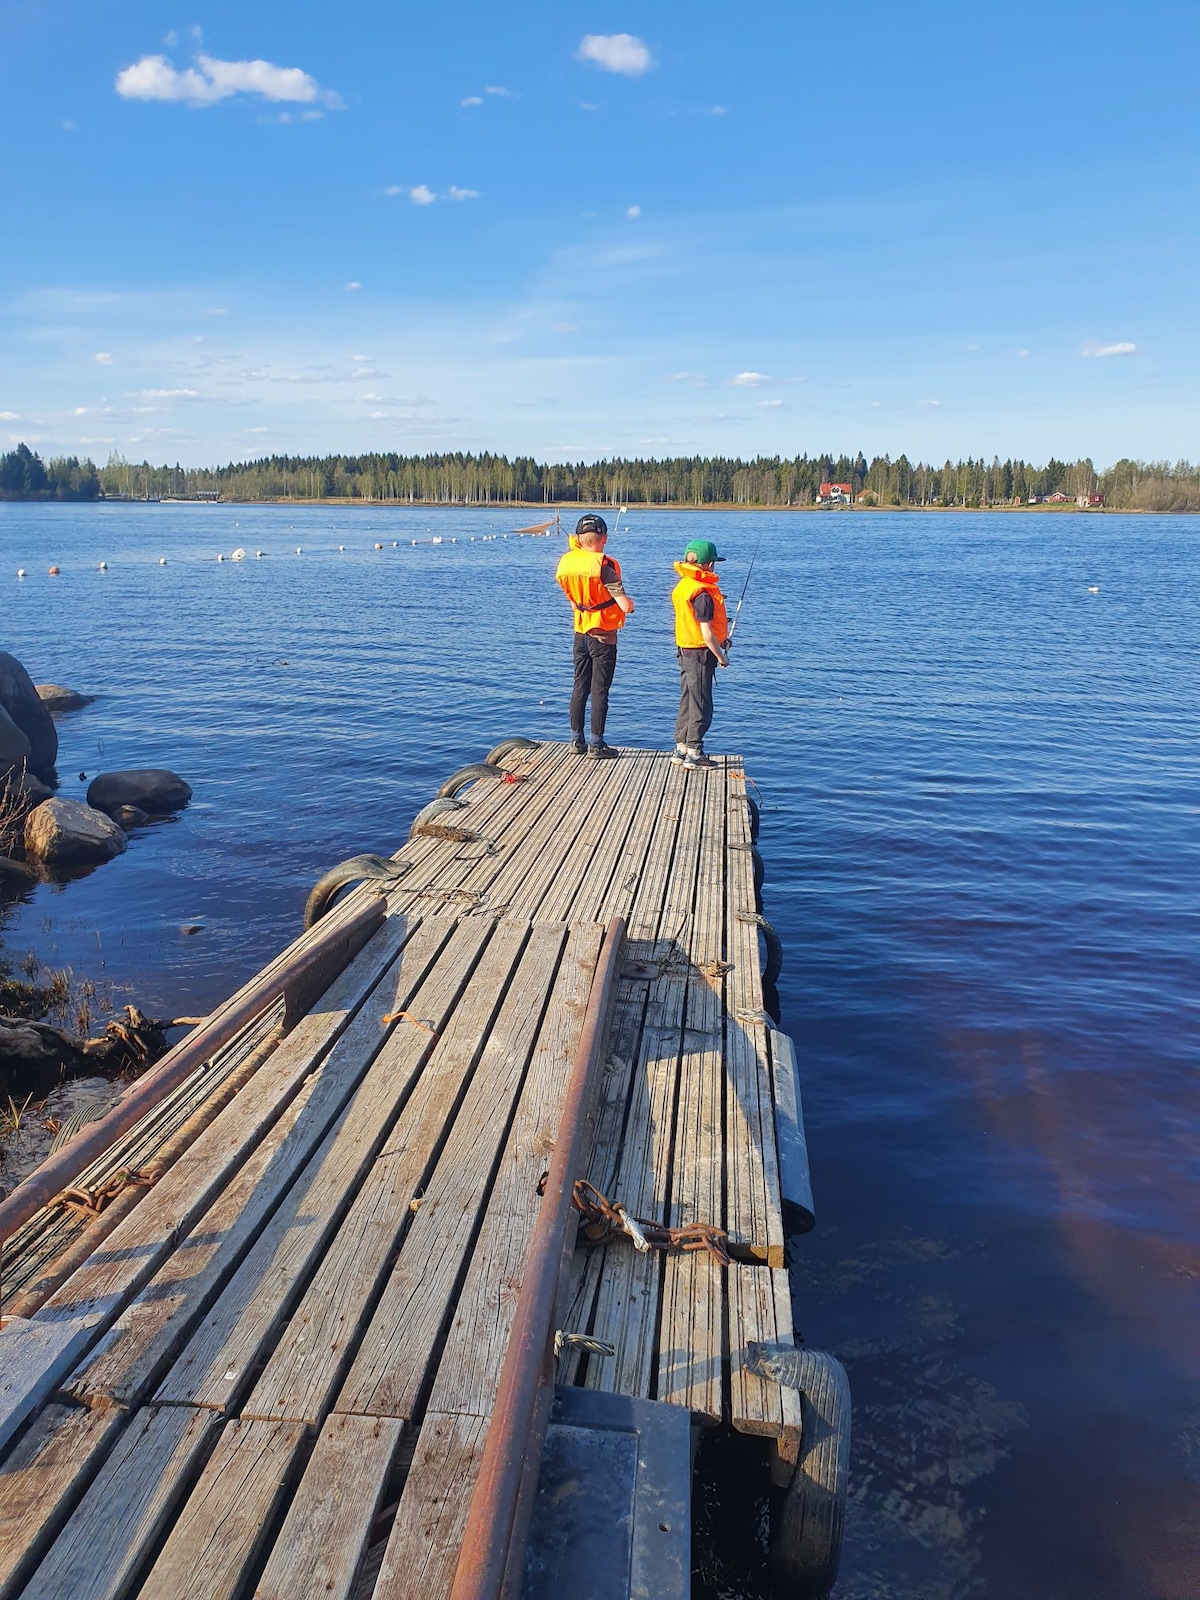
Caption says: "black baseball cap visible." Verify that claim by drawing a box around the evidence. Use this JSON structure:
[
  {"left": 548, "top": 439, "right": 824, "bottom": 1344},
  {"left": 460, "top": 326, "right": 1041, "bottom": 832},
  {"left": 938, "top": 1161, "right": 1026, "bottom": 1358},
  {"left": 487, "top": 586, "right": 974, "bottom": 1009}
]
[{"left": 576, "top": 513, "right": 609, "bottom": 537}]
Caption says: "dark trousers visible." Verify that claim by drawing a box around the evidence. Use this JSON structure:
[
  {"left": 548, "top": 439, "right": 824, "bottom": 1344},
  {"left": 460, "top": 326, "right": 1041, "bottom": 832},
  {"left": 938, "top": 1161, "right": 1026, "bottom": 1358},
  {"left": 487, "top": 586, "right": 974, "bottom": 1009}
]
[
  {"left": 675, "top": 646, "right": 717, "bottom": 749},
  {"left": 571, "top": 629, "right": 619, "bottom": 741}
]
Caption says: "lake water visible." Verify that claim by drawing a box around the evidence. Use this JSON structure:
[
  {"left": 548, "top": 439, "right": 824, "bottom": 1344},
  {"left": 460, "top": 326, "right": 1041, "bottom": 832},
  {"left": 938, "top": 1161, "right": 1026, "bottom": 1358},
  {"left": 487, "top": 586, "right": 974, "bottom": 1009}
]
[{"left": 2, "top": 502, "right": 1198, "bottom": 1598}]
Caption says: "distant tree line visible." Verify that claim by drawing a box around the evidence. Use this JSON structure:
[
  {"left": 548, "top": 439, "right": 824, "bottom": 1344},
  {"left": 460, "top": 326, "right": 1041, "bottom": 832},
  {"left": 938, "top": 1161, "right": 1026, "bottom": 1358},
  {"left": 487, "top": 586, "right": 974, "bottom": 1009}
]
[
  {"left": 0, "top": 443, "right": 99, "bottom": 500},
  {"left": 4, "top": 440, "right": 1200, "bottom": 511}
]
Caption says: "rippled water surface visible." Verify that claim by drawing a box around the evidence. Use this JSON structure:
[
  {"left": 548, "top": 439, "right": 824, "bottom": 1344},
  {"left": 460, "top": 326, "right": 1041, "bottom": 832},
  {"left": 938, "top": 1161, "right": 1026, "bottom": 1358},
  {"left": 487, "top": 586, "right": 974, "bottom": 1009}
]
[{"left": 3, "top": 503, "right": 1198, "bottom": 1598}]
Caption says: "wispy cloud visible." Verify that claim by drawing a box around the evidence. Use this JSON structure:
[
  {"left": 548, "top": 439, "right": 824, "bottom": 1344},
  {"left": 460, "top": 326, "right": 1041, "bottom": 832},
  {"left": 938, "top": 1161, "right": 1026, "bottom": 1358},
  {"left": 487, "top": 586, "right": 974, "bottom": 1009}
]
[
  {"left": 95, "top": 351, "right": 113, "bottom": 365},
  {"left": 1083, "top": 340, "right": 1137, "bottom": 358},
  {"left": 731, "top": 371, "right": 772, "bottom": 387},
  {"left": 448, "top": 186, "right": 479, "bottom": 201},
  {"left": 0, "top": 412, "right": 18, "bottom": 421},
  {"left": 461, "top": 95, "right": 483, "bottom": 106},
  {"left": 485, "top": 85, "right": 512, "bottom": 97},
  {"left": 345, "top": 280, "right": 361, "bottom": 290},
  {"left": 577, "top": 33, "right": 654, "bottom": 76},
  {"left": 756, "top": 398, "right": 783, "bottom": 409},
  {"left": 115, "top": 51, "right": 342, "bottom": 109},
  {"left": 668, "top": 372, "right": 707, "bottom": 387},
  {"left": 918, "top": 398, "right": 943, "bottom": 407},
  {"left": 626, "top": 205, "right": 640, "bottom": 218},
  {"left": 410, "top": 185, "right": 437, "bottom": 205}
]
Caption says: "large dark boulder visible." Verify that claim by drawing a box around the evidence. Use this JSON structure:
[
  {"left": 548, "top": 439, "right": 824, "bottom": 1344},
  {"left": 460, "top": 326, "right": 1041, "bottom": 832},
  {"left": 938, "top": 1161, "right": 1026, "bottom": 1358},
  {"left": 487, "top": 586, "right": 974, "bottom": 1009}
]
[
  {"left": 87, "top": 769, "right": 192, "bottom": 815},
  {"left": 36, "top": 684, "right": 94, "bottom": 713},
  {"left": 0, "top": 706, "right": 31, "bottom": 771},
  {"left": 0, "top": 653, "right": 57, "bottom": 780},
  {"left": 25, "top": 798, "right": 127, "bottom": 865}
]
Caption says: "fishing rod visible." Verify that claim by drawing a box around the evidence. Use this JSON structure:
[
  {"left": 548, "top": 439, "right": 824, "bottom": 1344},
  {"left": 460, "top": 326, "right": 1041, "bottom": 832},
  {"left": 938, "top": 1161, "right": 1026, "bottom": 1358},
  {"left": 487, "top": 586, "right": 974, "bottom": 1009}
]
[{"left": 725, "top": 530, "right": 763, "bottom": 653}]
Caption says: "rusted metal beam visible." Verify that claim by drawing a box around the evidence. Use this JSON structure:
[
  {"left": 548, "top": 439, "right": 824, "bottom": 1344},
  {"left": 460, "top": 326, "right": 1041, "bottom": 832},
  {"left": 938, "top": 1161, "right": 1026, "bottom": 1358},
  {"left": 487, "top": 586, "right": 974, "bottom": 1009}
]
[
  {"left": 0, "top": 893, "right": 386, "bottom": 1248},
  {"left": 450, "top": 915, "right": 626, "bottom": 1600}
]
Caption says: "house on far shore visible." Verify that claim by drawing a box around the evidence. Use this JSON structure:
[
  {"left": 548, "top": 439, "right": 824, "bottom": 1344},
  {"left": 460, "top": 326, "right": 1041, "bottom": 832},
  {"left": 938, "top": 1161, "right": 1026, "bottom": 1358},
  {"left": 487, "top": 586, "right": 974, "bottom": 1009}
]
[
  {"left": 1046, "top": 491, "right": 1072, "bottom": 503},
  {"left": 1076, "top": 492, "right": 1105, "bottom": 507},
  {"left": 817, "top": 481, "right": 855, "bottom": 505}
]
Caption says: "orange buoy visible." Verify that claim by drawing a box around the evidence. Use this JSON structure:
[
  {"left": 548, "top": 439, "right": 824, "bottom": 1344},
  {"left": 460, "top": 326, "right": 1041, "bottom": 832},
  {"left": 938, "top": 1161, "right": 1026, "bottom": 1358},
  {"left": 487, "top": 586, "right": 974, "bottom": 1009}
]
[{"left": 48, "top": 565, "right": 60, "bottom": 576}]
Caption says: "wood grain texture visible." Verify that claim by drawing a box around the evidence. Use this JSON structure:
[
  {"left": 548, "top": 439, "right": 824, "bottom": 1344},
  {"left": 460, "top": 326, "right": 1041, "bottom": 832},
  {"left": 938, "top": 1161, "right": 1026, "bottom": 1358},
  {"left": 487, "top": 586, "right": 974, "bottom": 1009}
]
[
  {"left": 136, "top": 1419, "right": 306, "bottom": 1600},
  {"left": 19, "top": 1406, "right": 217, "bottom": 1600},
  {"left": 155, "top": 918, "right": 494, "bottom": 1414},
  {"left": 253, "top": 1414, "right": 404, "bottom": 1600},
  {"left": 728, "top": 1266, "right": 801, "bottom": 1446},
  {"left": 243, "top": 923, "right": 539, "bottom": 1425},
  {"left": 0, "top": 1403, "right": 124, "bottom": 1600},
  {"left": 370, "top": 1412, "right": 488, "bottom": 1600}
]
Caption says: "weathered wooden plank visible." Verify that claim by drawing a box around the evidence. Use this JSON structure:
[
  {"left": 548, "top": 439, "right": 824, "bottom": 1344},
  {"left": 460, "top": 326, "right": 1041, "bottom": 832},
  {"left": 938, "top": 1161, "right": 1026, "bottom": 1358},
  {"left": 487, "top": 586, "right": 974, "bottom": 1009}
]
[
  {"left": 582, "top": 767, "right": 709, "bottom": 1403},
  {"left": 66, "top": 915, "right": 456, "bottom": 1413},
  {"left": 136, "top": 1419, "right": 306, "bottom": 1600},
  {"left": 253, "top": 1414, "right": 404, "bottom": 1600},
  {"left": 338, "top": 923, "right": 599, "bottom": 1422},
  {"left": 243, "top": 922, "right": 539, "bottom": 1425},
  {"left": 19, "top": 1406, "right": 217, "bottom": 1600},
  {"left": 656, "top": 764, "right": 728, "bottom": 1420},
  {"left": 155, "top": 918, "right": 495, "bottom": 1414},
  {"left": 768, "top": 1029, "right": 815, "bottom": 1229},
  {"left": 0, "top": 1403, "right": 124, "bottom": 1600},
  {"left": 729, "top": 1267, "right": 801, "bottom": 1446},
  {"left": 527, "top": 754, "right": 640, "bottom": 922},
  {"left": 370, "top": 1411, "right": 487, "bottom": 1600},
  {"left": 404, "top": 922, "right": 604, "bottom": 1421},
  {"left": 566, "top": 751, "right": 674, "bottom": 924},
  {"left": 725, "top": 767, "right": 785, "bottom": 1266}
]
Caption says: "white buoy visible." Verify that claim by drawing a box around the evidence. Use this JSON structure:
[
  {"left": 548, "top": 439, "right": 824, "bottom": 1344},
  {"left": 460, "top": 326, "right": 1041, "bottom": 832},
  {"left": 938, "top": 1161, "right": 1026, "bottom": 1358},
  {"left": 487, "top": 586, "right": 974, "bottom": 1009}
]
[
  {"left": 231, "top": 547, "right": 245, "bottom": 561},
  {"left": 17, "top": 568, "right": 25, "bottom": 578},
  {"left": 98, "top": 560, "right": 107, "bottom": 570},
  {"left": 255, "top": 550, "right": 263, "bottom": 558},
  {"left": 217, "top": 553, "right": 225, "bottom": 562},
  {"left": 339, "top": 544, "right": 345, "bottom": 552},
  {"left": 1087, "top": 585, "right": 1099, "bottom": 593},
  {"left": 296, "top": 546, "right": 302, "bottom": 554},
  {"left": 391, "top": 540, "right": 398, "bottom": 547},
  {"left": 159, "top": 557, "right": 167, "bottom": 566},
  {"left": 412, "top": 539, "right": 418, "bottom": 546},
  {"left": 374, "top": 542, "right": 383, "bottom": 550}
]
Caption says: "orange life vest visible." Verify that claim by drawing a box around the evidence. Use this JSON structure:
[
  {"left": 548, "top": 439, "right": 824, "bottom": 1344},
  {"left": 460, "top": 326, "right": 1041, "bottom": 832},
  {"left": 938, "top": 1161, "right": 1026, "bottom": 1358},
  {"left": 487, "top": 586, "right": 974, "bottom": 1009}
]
[
  {"left": 671, "top": 562, "right": 728, "bottom": 649},
  {"left": 556, "top": 548, "right": 626, "bottom": 633}
]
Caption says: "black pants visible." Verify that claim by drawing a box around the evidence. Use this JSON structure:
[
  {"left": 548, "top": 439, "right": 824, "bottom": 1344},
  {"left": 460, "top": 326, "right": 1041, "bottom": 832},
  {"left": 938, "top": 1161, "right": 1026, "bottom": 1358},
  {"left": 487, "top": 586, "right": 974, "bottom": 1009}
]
[
  {"left": 675, "top": 646, "right": 717, "bottom": 749},
  {"left": 571, "top": 630, "right": 619, "bottom": 741}
]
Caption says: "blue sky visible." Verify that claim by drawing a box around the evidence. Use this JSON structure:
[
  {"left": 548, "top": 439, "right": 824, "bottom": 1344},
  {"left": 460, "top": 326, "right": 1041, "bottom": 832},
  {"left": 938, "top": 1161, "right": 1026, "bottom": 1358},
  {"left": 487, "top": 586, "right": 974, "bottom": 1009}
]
[{"left": 1, "top": 0, "right": 1197, "bottom": 467}]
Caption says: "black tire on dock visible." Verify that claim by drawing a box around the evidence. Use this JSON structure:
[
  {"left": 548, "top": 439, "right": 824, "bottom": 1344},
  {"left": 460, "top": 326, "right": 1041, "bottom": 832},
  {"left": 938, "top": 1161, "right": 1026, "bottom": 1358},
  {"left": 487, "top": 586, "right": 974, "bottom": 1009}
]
[
  {"left": 486, "top": 737, "right": 538, "bottom": 766},
  {"left": 747, "top": 795, "right": 761, "bottom": 841},
  {"left": 770, "top": 1350, "right": 851, "bottom": 1600},
  {"left": 752, "top": 845, "right": 765, "bottom": 900},
  {"left": 303, "top": 853, "right": 405, "bottom": 930},
  {"left": 436, "top": 761, "right": 500, "bottom": 799},
  {"left": 407, "top": 797, "right": 465, "bottom": 839},
  {"left": 759, "top": 917, "right": 783, "bottom": 988}
]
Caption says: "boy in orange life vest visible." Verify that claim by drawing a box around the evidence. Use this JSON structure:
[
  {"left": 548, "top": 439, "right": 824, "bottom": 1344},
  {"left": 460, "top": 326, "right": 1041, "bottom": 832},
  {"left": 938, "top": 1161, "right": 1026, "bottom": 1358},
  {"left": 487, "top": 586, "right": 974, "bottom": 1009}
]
[
  {"left": 554, "top": 513, "right": 635, "bottom": 758},
  {"left": 670, "top": 538, "right": 728, "bottom": 770}
]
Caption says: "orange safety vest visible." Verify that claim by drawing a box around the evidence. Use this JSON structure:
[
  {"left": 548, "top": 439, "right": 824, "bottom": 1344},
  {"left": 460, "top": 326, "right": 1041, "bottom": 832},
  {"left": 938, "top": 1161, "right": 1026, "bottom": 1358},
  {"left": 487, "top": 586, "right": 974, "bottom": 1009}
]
[
  {"left": 556, "top": 548, "right": 626, "bottom": 633},
  {"left": 671, "top": 562, "right": 728, "bottom": 649}
]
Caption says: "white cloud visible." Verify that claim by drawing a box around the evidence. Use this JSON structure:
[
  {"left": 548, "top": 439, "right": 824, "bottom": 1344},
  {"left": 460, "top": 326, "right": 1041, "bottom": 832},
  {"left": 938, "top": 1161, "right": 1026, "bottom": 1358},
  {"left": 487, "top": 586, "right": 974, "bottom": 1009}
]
[
  {"left": 410, "top": 185, "right": 437, "bottom": 205},
  {"left": 345, "top": 280, "right": 361, "bottom": 290},
  {"left": 353, "top": 354, "right": 371, "bottom": 362},
  {"left": 73, "top": 407, "right": 87, "bottom": 415},
  {"left": 115, "top": 51, "right": 341, "bottom": 109},
  {"left": 461, "top": 95, "right": 483, "bottom": 106},
  {"left": 448, "top": 186, "right": 479, "bottom": 201},
  {"left": 1018, "top": 348, "right": 1031, "bottom": 358},
  {"left": 918, "top": 399, "right": 943, "bottom": 408},
  {"left": 0, "top": 411, "right": 17, "bottom": 420},
  {"left": 205, "top": 307, "right": 227, "bottom": 316},
  {"left": 626, "top": 205, "right": 640, "bottom": 218},
  {"left": 756, "top": 399, "right": 783, "bottom": 409},
  {"left": 384, "top": 185, "right": 404, "bottom": 195},
  {"left": 577, "top": 33, "right": 654, "bottom": 76},
  {"left": 95, "top": 352, "right": 113, "bottom": 365},
  {"left": 1084, "top": 340, "right": 1137, "bottom": 358},
  {"left": 731, "top": 371, "right": 772, "bottom": 386},
  {"left": 485, "top": 85, "right": 512, "bottom": 97},
  {"left": 580, "top": 102, "right": 597, "bottom": 111},
  {"left": 62, "top": 120, "right": 77, "bottom": 132},
  {"left": 130, "top": 388, "right": 199, "bottom": 399},
  {"left": 668, "top": 372, "right": 707, "bottom": 386}
]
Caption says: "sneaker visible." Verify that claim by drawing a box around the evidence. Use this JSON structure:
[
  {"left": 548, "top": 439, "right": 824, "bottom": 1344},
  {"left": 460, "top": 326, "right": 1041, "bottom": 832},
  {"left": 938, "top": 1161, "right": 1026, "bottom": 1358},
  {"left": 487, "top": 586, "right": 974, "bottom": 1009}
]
[
  {"left": 682, "top": 749, "right": 717, "bottom": 770},
  {"left": 570, "top": 735, "right": 587, "bottom": 754},
  {"left": 588, "top": 742, "right": 619, "bottom": 760},
  {"left": 670, "top": 745, "right": 689, "bottom": 765}
]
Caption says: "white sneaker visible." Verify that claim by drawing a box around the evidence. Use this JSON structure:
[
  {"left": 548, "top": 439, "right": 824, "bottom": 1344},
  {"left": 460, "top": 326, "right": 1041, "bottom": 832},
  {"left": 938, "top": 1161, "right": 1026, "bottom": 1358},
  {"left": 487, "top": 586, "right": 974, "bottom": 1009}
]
[{"left": 670, "top": 742, "right": 689, "bottom": 764}]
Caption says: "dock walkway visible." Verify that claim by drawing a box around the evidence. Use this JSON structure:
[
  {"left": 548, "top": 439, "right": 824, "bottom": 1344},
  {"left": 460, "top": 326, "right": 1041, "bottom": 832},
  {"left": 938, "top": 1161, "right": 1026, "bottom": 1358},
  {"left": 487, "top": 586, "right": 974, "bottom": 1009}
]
[{"left": 0, "top": 741, "right": 805, "bottom": 1600}]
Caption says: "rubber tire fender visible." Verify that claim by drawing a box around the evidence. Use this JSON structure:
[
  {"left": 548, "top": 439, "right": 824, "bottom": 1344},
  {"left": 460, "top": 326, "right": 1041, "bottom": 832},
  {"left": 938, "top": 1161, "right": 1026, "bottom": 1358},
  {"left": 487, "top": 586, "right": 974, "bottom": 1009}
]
[
  {"left": 486, "top": 737, "right": 538, "bottom": 766},
  {"left": 436, "top": 761, "right": 500, "bottom": 799},
  {"left": 303, "top": 853, "right": 405, "bottom": 930},
  {"left": 407, "top": 797, "right": 465, "bottom": 840},
  {"left": 770, "top": 1349, "right": 851, "bottom": 1599},
  {"left": 747, "top": 795, "right": 761, "bottom": 841},
  {"left": 758, "top": 915, "right": 783, "bottom": 988}
]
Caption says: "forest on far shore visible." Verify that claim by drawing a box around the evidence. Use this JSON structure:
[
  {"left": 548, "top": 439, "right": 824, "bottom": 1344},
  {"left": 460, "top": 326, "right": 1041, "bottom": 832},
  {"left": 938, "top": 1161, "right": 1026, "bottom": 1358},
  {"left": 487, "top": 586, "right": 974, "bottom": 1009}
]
[{"left": 3, "top": 440, "right": 1200, "bottom": 512}]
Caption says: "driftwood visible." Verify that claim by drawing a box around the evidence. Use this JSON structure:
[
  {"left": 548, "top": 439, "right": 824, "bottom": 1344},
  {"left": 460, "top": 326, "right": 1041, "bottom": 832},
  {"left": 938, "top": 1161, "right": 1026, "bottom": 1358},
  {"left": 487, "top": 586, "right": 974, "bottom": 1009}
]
[{"left": 0, "top": 1007, "right": 179, "bottom": 1101}]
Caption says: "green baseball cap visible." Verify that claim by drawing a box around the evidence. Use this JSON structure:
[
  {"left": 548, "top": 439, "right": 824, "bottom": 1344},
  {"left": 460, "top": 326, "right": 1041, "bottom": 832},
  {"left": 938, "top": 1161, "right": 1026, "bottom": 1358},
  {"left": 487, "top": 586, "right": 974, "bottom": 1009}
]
[{"left": 683, "top": 538, "right": 726, "bottom": 564}]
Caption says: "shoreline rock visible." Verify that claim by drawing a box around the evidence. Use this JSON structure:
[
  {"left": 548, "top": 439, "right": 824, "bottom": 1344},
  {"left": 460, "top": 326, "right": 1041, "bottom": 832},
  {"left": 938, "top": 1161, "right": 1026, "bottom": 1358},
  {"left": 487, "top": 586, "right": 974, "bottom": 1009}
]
[
  {"left": 87, "top": 769, "right": 192, "bottom": 815},
  {"left": 0, "top": 653, "right": 58, "bottom": 780},
  {"left": 25, "top": 798, "right": 127, "bottom": 865},
  {"left": 36, "top": 684, "right": 94, "bottom": 714}
]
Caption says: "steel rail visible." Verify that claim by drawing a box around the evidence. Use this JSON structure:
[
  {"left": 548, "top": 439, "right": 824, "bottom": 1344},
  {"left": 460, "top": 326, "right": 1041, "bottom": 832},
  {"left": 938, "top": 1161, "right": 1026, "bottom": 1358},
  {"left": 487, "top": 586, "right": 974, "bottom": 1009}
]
[
  {"left": 0, "top": 891, "right": 386, "bottom": 1249},
  {"left": 450, "top": 915, "right": 626, "bottom": 1600}
]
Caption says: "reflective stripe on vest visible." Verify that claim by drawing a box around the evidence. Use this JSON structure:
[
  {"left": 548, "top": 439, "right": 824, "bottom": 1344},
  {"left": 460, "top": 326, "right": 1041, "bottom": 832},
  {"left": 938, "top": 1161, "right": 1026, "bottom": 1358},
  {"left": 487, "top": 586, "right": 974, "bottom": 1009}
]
[
  {"left": 555, "top": 548, "right": 626, "bottom": 633},
  {"left": 671, "top": 562, "right": 728, "bottom": 649}
]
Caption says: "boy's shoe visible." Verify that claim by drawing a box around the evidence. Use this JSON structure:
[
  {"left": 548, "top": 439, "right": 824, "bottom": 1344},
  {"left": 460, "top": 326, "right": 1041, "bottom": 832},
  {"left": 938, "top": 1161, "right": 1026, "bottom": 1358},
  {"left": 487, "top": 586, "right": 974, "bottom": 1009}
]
[
  {"left": 571, "top": 735, "right": 587, "bottom": 754},
  {"left": 589, "top": 742, "right": 619, "bottom": 759},
  {"left": 682, "top": 748, "right": 717, "bottom": 770},
  {"left": 670, "top": 743, "right": 689, "bottom": 765}
]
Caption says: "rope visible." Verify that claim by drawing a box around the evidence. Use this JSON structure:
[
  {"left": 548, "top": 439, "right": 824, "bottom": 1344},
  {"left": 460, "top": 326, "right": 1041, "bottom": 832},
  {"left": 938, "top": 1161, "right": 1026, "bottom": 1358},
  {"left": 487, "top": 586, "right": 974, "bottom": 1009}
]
[
  {"left": 381, "top": 1010, "right": 440, "bottom": 1038},
  {"left": 572, "top": 1178, "right": 731, "bottom": 1267}
]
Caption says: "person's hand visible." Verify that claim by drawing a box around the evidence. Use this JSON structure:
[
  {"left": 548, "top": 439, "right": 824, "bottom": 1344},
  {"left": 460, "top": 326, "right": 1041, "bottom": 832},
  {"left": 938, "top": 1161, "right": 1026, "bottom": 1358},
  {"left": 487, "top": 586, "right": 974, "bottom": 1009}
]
[{"left": 717, "top": 651, "right": 730, "bottom": 668}]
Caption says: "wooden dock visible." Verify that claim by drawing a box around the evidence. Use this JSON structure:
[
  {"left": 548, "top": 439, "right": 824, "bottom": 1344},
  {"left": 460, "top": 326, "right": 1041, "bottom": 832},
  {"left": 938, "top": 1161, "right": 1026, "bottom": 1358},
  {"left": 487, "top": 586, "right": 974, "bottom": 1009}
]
[{"left": 0, "top": 740, "right": 828, "bottom": 1600}]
